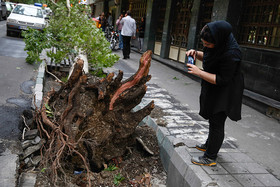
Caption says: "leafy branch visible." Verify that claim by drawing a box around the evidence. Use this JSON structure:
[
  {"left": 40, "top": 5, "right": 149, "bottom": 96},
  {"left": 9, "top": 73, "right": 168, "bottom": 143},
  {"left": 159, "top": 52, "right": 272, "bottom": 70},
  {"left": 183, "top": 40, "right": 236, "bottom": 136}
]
[{"left": 22, "top": 0, "right": 119, "bottom": 74}]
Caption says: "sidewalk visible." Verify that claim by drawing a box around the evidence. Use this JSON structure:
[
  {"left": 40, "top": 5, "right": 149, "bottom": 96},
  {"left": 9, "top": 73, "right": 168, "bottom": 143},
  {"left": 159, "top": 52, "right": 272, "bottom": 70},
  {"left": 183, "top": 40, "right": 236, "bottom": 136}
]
[{"left": 111, "top": 49, "right": 280, "bottom": 187}]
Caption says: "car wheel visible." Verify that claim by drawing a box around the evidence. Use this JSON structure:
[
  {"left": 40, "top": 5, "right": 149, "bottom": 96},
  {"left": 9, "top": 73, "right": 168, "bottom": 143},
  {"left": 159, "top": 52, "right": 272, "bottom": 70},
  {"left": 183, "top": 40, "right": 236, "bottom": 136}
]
[{"left": 7, "top": 30, "right": 11, "bottom": 36}]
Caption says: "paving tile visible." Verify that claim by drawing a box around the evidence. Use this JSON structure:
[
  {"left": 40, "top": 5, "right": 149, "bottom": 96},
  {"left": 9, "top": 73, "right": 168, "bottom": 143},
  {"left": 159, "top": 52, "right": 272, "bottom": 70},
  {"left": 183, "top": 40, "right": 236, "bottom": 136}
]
[
  {"left": 202, "top": 163, "right": 229, "bottom": 175},
  {"left": 182, "top": 138, "right": 200, "bottom": 148},
  {"left": 217, "top": 152, "right": 238, "bottom": 163},
  {"left": 230, "top": 152, "right": 255, "bottom": 163},
  {"left": 219, "top": 148, "right": 241, "bottom": 153},
  {"left": 185, "top": 165, "right": 215, "bottom": 186},
  {"left": 211, "top": 174, "right": 242, "bottom": 187},
  {"left": 233, "top": 174, "right": 264, "bottom": 186},
  {"left": 186, "top": 147, "right": 201, "bottom": 153},
  {"left": 253, "top": 174, "right": 280, "bottom": 186},
  {"left": 243, "top": 163, "right": 269, "bottom": 174},
  {"left": 221, "top": 163, "right": 250, "bottom": 174}
]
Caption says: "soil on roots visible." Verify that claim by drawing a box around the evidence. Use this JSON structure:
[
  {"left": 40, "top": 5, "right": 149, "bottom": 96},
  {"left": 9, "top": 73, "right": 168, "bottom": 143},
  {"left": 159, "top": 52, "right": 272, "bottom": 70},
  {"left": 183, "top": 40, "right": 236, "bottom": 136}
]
[{"left": 34, "top": 70, "right": 167, "bottom": 186}]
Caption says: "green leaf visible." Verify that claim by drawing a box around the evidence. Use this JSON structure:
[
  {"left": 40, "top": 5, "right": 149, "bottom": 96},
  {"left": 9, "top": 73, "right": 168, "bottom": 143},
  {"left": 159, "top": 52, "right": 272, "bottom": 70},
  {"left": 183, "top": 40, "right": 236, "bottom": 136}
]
[{"left": 41, "top": 168, "right": 46, "bottom": 173}]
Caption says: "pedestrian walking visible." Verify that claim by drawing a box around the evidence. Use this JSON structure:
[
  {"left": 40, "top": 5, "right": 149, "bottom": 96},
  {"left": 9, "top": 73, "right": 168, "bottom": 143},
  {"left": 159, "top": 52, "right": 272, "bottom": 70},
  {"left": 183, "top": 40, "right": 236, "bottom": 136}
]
[
  {"left": 120, "top": 10, "right": 136, "bottom": 59},
  {"left": 186, "top": 20, "right": 244, "bottom": 166},
  {"left": 138, "top": 17, "right": 145, "bottom": 52},
  {"left": 116, "top": 14, "right": 124, "bottom": 50},
  {"left": 107, "top": 12, "right": 112, "bottom": 27}
]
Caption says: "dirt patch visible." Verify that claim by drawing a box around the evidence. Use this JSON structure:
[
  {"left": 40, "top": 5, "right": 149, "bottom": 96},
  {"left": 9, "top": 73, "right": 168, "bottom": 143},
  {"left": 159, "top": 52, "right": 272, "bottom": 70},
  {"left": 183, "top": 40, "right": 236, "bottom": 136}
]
[
  {"left": 32, "top": 70, "right": 167, "bottom": 186},
  {"left": 35, "top": 125, "right": 166, "bottom": 186}
]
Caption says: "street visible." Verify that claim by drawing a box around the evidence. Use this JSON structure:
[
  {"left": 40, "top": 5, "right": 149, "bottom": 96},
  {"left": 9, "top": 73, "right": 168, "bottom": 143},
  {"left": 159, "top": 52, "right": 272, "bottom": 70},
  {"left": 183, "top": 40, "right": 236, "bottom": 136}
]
[
  {"left": 0, "top": 20, "right": 37, "bottom": 139},
  {"left": 0, "top": 17, "right": 280, "bottom": 185},
  {"left": 0, "top": 20, "right": 37, "bottom": 186}
]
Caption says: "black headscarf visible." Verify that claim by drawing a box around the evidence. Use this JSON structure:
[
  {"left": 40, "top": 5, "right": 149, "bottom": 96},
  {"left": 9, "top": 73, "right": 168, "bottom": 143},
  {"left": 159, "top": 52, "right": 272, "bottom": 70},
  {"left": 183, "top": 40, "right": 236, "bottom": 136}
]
[{"left": 203, "top": 21, "right": 240, "bottom": 71}]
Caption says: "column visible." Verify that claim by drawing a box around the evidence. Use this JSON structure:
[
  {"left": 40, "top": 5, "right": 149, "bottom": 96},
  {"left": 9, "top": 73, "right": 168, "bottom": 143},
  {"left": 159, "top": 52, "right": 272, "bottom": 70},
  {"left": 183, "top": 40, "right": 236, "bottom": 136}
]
[
  {"left": 143, "top": 0, "right": 161, "bottom": 51},
  {"left": 186, "top": 0, "right": 202, "bottom": 50},
  {"left": 159, "top": 0, "right": 174, "bottom": 58}
]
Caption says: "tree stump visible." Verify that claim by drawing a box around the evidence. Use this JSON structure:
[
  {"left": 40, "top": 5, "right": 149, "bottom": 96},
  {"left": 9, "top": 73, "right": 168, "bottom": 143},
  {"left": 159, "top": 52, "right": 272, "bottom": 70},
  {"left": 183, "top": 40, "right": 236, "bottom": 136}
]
[{"left": 37, "top": 50, "right": 154, "bottom": 184}]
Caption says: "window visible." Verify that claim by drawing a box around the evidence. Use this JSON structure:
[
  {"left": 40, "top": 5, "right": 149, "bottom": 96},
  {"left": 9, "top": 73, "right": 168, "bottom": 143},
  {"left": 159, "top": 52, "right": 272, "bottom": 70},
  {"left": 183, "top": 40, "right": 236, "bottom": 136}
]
[
  {"left": 170, "top": 0, "right": 193, "bottom": 48},
  {"left": 13, "top": 5, "right": 43, "bottom": 18},
  {"left": 238, "top": 0, "right": 280, "bottom": 49},
  {"left": 131, "top": 0, "right": 147, "bottom": 26}
]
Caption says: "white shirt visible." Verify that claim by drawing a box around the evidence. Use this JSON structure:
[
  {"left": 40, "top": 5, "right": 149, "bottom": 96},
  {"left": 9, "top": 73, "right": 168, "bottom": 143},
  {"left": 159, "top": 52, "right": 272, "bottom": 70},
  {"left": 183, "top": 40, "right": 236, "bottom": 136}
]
[{"left": 120, "top": 15, "right": 136, "bottom": 37}]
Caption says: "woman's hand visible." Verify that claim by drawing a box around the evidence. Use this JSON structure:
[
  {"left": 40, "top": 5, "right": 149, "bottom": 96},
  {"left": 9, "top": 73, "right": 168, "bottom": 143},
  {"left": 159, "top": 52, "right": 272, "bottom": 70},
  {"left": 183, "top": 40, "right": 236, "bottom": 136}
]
[
  {"left": 187, "top": 64, "right": 216, "bottom": 84},
  {"left": 186, "top": 63, "right": 201, "bottom": 76},
  {"left": 186, "top": 49, "right": 197, "bottom": 60}
]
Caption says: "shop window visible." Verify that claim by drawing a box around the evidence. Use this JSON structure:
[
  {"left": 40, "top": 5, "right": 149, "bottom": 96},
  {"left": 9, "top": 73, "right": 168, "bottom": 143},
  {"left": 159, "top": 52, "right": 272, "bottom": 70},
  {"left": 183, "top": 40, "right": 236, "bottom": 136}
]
[
  {"left": 170, "top": 0, "right": 193, "bottom": 48},
  {"left": 238, "top": 0, "right": 280, "bottom": 49},
  {"left": 131, "top": 0, "right": 147, "bottom": 26}
]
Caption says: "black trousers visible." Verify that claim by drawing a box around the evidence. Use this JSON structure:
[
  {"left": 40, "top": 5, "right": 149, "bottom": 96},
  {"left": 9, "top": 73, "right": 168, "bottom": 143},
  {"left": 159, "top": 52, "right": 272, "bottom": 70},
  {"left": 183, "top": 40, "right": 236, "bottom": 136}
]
[
  {"left": 204, "top": 112, "right": 227, "bottom": 159},
  {"left": 122, "top": 35, "right": 131, "bottom": 58}
]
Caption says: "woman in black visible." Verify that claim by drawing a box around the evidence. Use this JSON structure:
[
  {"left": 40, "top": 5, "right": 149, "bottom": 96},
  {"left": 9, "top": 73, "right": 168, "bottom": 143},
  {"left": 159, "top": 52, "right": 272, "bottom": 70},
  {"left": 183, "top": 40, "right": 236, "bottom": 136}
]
[{"left": 186, "top": 20, "right": 244, "bottom": 166}]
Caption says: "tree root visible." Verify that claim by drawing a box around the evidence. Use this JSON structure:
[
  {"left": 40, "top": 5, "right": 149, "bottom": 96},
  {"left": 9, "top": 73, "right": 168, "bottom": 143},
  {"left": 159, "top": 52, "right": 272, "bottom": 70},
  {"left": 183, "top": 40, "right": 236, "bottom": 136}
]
[{"left": 35, "top": 50, "right": 154, "bottom": 186}]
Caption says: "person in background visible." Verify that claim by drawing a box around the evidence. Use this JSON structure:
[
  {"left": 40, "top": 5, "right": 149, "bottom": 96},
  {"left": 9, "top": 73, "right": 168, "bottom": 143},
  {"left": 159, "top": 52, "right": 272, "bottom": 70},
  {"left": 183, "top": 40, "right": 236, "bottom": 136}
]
[
  {"left": 137, "top": 17, "right": 145, "bottom": 52},
  {"left": 107, "top": 12, "right": 112, "bottom": 27},
  {"left": 100, "top": 12, "right": 107, "bottom": 32},
  {"left": 95, "top": 14, "right": 101, "bottom": 28},
  {"left": 120, "top": 10, "right": 136, "bottom": 59},
  {"left": 116, "top": 14, "right": 124, "bottom": 50},
  {"left": 186, "top": 20, "right": 244, "bottom": 167}
]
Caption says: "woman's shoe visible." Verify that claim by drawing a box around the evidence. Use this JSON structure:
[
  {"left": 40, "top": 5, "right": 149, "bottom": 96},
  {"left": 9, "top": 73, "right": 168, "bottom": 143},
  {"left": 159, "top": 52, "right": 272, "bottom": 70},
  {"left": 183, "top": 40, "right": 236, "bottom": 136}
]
[
  {"left": 195, "top": 144, "right": 207, "bottom": 152},
  {"left": 191, "top": 155, "right": 216, "bottom": 167}
]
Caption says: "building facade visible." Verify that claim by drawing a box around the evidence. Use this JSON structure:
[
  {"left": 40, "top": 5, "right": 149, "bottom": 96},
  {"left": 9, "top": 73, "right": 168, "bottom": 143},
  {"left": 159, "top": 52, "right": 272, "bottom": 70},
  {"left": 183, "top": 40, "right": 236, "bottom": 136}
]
[{"left": 92, "top": 0, "right": 280, "bottom": 119}]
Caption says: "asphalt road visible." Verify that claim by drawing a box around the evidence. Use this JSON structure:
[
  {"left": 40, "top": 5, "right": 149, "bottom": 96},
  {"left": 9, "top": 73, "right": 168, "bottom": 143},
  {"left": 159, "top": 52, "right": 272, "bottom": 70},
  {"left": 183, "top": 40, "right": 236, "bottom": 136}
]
[
  {"left": 0, "top": 20, "right": 37, "bottom": 142},
  {"left": 110, "top": 49, "right": 280, "bottom": 180}
]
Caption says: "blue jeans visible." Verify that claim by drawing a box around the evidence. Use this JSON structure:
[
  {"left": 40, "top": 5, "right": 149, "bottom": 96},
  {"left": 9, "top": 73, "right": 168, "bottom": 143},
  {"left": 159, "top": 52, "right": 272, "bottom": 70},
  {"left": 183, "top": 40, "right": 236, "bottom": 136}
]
[{"left": 118, "top": 30, "right": 123, "bottom": 49}]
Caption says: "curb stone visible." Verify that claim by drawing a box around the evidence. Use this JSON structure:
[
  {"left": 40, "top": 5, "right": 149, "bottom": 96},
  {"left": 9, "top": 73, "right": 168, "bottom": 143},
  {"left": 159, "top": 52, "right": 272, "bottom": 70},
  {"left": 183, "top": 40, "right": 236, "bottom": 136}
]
[
  {"left": 18, "top": 61, "right": 46, "bottom": 187},
  {"left": 32, "top": 61, "right": 45, "bottom": 110}
]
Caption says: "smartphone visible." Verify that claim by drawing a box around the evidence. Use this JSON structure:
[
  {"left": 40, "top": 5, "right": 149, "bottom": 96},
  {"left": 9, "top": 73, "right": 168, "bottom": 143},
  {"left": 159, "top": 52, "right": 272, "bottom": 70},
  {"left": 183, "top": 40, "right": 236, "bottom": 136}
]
[{"left": 184, "top": 56, "right": 195, "bottom": 71}]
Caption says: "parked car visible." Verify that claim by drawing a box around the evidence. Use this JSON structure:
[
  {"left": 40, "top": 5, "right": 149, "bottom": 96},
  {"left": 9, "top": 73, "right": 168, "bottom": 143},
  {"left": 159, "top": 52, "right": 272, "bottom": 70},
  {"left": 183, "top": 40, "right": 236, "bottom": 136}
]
[
  {"left": 5, "top": 2, "right": 15, "bottom": 17},
  {"left": 0, "top": 0, "right": 7, "bottom": 20},
  {"left": 6, "top": 3, "right": 47, "bottom": 36}
]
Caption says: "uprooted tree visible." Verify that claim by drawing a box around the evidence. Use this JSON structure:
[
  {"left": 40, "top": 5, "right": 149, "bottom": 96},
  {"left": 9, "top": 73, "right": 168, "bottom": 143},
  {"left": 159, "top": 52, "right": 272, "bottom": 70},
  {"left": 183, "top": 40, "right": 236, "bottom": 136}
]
[{"left": 35, "top": 50, "right": 154, "bottom": 185}]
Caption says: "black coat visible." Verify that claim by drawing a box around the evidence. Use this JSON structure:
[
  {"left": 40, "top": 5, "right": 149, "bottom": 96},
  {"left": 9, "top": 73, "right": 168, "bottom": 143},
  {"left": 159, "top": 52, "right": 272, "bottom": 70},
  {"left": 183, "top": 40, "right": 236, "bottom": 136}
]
[
  {"left": 199, "top": 21, "right": 244, "bottom": 121},
  {"left": 138, "top": 21, "right": 145, "bottom": 38}
]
